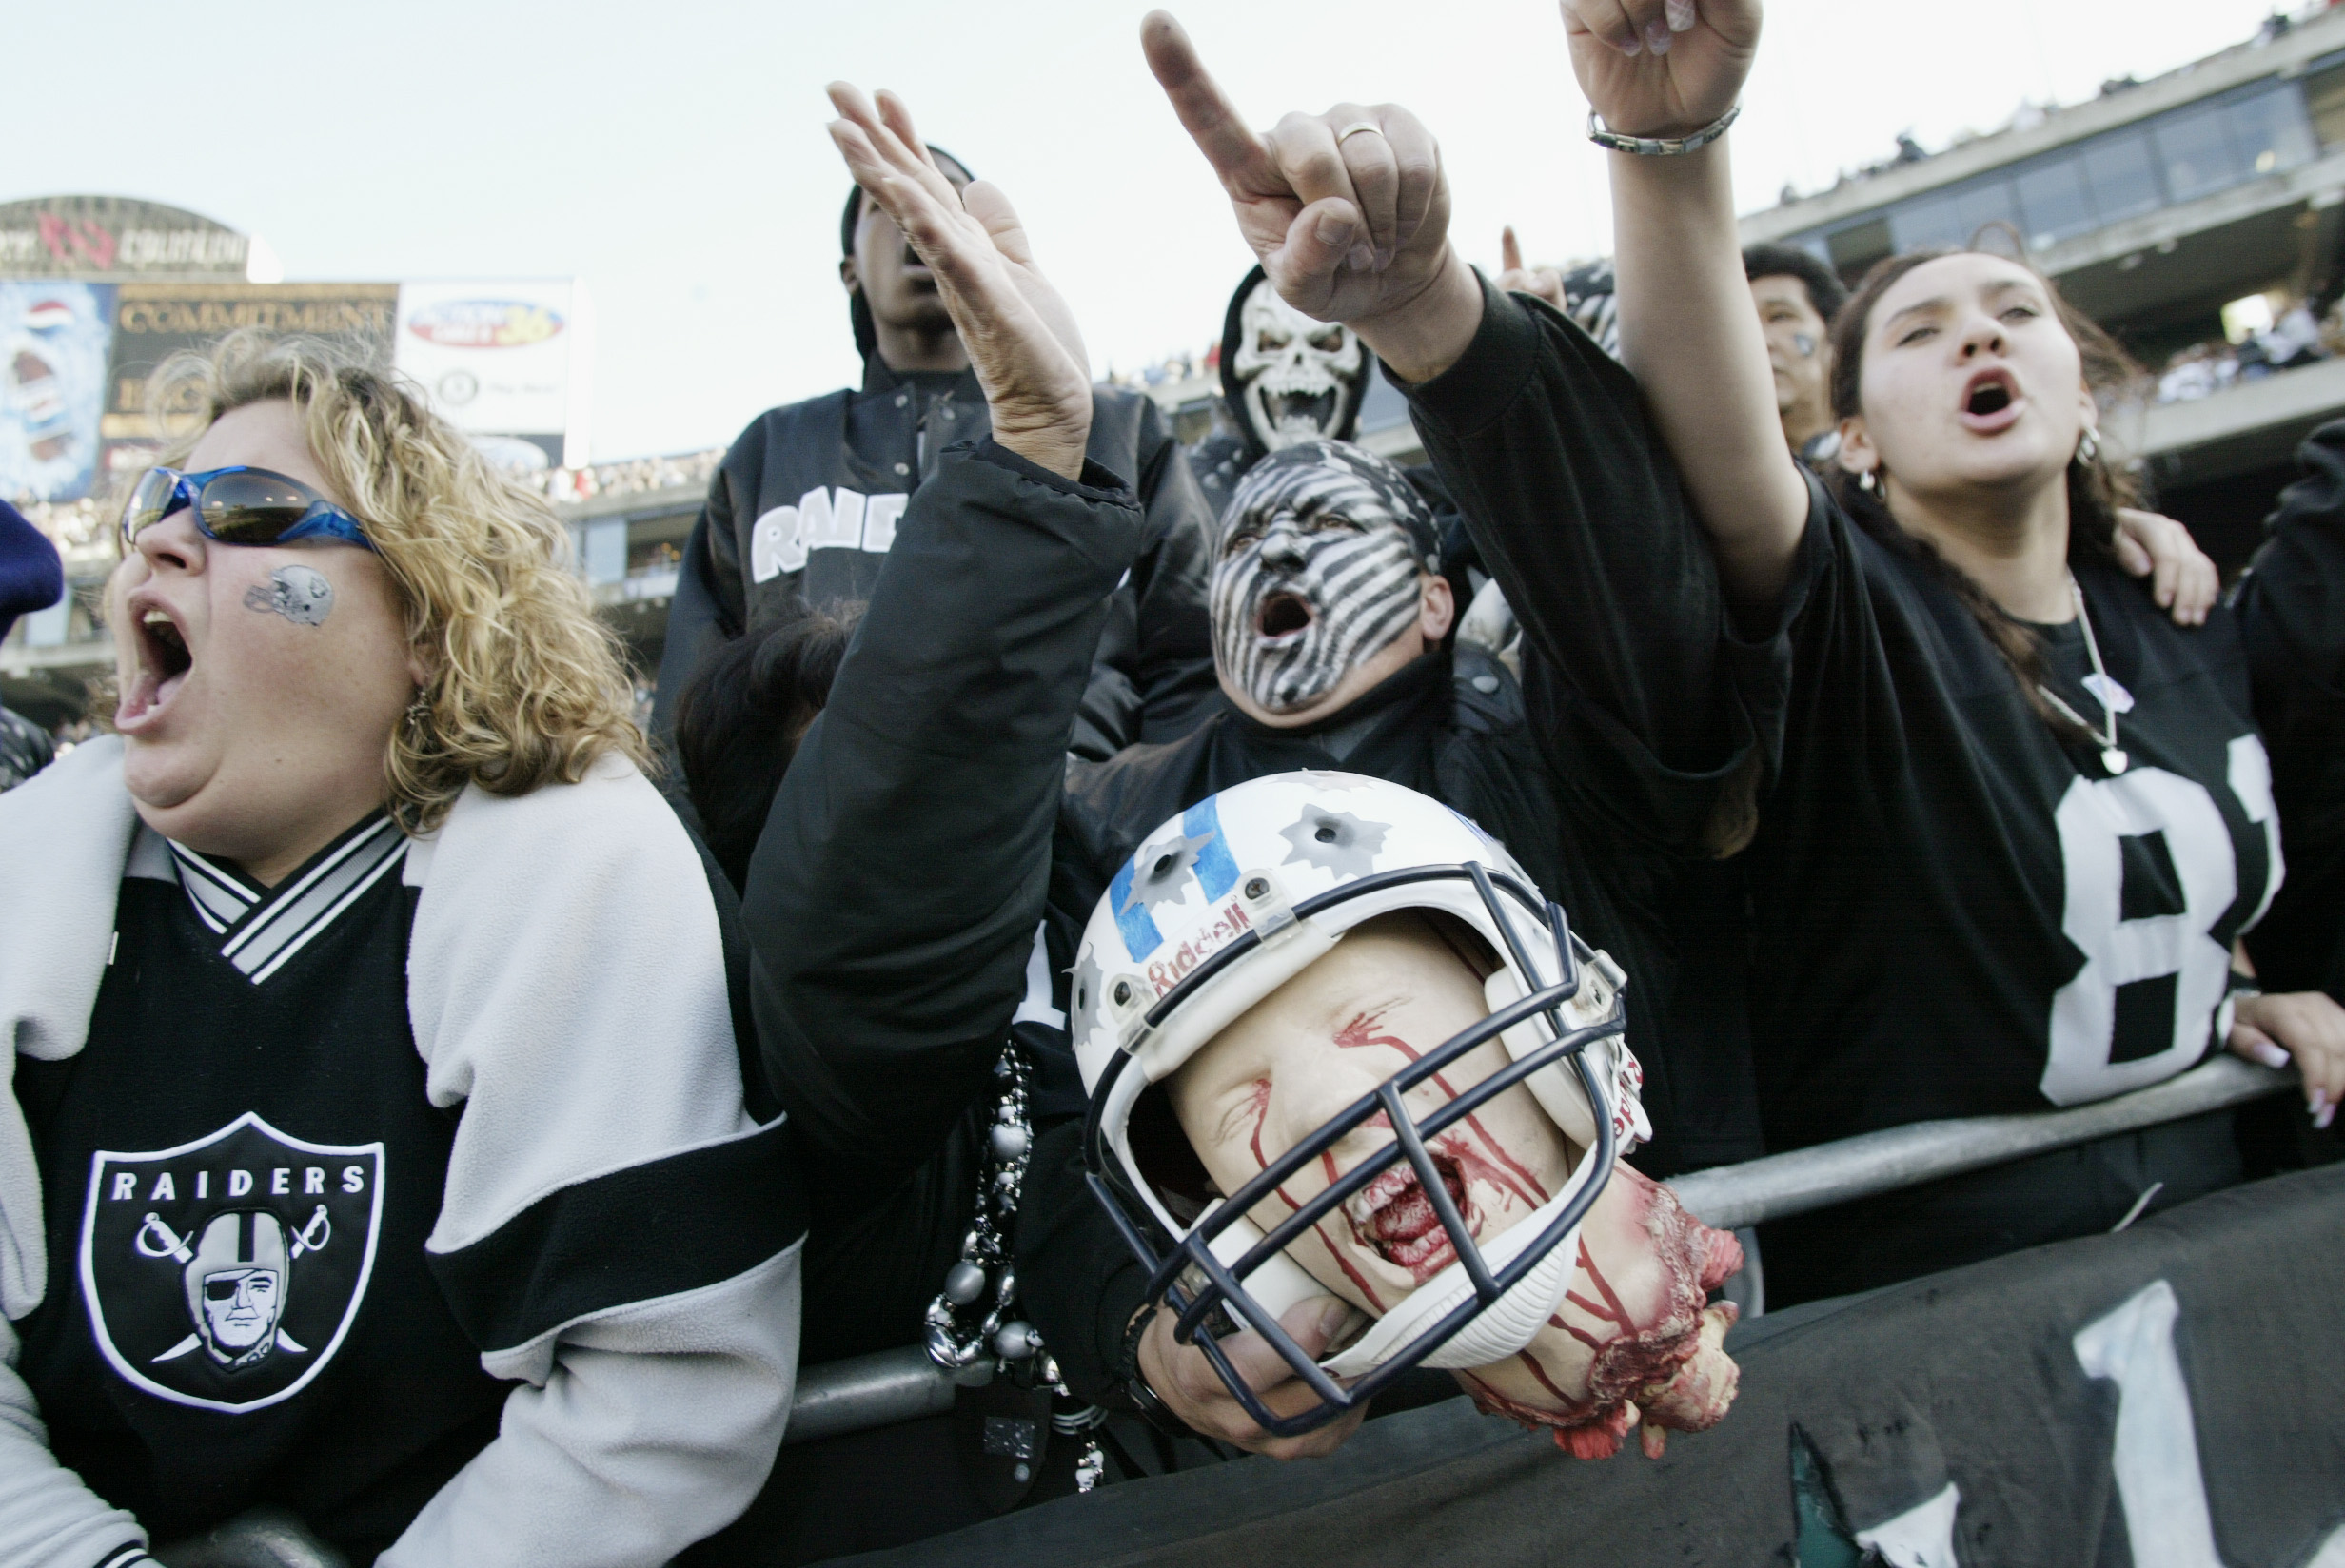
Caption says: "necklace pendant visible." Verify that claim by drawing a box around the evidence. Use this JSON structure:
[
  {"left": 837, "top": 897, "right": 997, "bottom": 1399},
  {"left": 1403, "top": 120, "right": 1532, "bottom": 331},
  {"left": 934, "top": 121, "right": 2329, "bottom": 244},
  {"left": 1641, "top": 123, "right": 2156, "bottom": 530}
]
[{"left": 2102, "top": 748, "right": 2130, "bottom": 775}]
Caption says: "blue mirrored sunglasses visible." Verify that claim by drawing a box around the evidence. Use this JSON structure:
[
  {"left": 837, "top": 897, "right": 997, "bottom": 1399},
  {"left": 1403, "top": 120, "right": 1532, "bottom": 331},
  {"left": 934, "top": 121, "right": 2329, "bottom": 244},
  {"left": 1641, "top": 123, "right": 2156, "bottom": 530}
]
[{"left": 121, "top": 465, "right": 376, "bottom": 553}]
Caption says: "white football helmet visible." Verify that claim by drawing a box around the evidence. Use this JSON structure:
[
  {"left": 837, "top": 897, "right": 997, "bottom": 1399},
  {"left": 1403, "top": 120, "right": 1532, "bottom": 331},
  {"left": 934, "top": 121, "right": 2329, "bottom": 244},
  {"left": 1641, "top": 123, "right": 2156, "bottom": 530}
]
[{"left": 1073, "top": 772, "right": 1648, "bottom": 1436}]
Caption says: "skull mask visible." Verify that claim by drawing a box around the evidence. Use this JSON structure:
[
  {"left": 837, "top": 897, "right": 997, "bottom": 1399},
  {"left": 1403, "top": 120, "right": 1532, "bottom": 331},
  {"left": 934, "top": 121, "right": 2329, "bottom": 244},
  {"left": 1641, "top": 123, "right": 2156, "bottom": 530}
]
[{"left": 1223, "top": 269, "right": 1370, "bottom": 458}]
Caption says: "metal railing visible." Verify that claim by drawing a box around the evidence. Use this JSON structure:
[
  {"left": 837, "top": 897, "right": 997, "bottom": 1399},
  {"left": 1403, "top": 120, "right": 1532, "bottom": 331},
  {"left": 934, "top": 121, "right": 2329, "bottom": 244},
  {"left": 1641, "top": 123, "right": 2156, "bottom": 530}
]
[
  {"left": 1666, "top": 1054, "right": 2295, "bottom": 1231},
  {"left": 780, "top": 1054, "right": 2298, "bottom": 1444}
]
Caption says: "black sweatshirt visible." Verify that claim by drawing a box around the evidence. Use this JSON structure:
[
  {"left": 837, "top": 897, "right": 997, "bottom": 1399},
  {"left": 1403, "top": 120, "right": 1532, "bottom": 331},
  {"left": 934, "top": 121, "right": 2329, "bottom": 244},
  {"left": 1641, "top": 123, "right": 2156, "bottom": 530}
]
[
  {"left": 739, "top": 441, "right": 1153, "bottom": 1362},
  {"left": 2237, "top": 421, "right": 2345, "bottom": 1003},
  {"left": 654, "top": 360, "right": 1217, "bottom": 760},
  {"left": 1013, "top": 280, "right": 1773, "bottom": 1403}
]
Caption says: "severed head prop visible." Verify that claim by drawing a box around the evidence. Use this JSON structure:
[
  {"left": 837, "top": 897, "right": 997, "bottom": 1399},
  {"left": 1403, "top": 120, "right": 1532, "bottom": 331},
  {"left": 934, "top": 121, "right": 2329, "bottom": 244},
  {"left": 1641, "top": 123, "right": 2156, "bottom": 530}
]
[
  {"left": 1221, "top": 266, "right": 1370, "bottom": 458},
  {"left": 1211, "top": 440, "right": 1440, "bottom": 716},
  {"left": 1073, "top": 773, "right": 1743, "bottom": 1453}
]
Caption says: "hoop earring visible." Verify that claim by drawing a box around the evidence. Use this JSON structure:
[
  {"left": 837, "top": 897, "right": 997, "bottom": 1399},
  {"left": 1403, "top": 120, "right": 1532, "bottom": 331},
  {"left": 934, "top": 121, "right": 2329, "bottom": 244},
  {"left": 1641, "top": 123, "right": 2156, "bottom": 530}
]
[{"left": 2076, "top": 428, "right": 2100, "bottom": 465}]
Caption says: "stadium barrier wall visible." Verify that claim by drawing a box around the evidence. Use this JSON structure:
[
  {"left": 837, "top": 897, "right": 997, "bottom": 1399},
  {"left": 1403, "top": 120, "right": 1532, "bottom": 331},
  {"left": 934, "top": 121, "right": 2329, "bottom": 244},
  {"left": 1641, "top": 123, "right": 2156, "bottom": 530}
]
[{"left": 781, "top": 1055, "right": 2298, "bottom": 1444}]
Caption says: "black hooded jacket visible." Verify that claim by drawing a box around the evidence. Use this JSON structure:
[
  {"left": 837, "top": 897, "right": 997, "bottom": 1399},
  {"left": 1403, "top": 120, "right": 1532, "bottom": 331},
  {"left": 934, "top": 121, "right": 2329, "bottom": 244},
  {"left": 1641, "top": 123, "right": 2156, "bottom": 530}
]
[
  {"left": 1012, "top": 279, "right": 1773, "bottom": 1404},
  {"left": 2237, "top": 420, "right": 2345, "bottom": 1003},
  {"left": 653, "top": 357, "right": 1218, "bottom": 759},
  {"left": 735, "top": 439, "right": 1156, "bottom": 1366}
]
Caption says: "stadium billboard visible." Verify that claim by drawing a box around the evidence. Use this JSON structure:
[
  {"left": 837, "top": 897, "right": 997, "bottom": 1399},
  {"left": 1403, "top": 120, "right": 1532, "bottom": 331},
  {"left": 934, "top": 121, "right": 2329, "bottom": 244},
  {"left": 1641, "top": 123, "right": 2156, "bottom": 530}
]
[
  {"left": 0, "top": 197, "right": 252, "bottom": 281},
  {"left": 1, "top": 282, "right": 116, "bottom": 503},
  {"left": 394, "top": 279, "right": 592, "bottom": 470},
  {"left": 96, "top": 282, "right": 400, "bottom": 496}
]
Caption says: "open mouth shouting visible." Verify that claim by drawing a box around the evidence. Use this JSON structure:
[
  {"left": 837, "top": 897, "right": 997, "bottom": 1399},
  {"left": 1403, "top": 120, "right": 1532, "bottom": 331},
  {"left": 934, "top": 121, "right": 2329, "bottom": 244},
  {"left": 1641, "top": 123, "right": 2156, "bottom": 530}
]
[
  {"left": 1257, "top": 590, "right": 1314, "bottom": 641},
  {"left": 1345, "top": 1155, "right": 1475, "bottom": 1282},
  {"left": 1960, "top": 366, "right": 2023, "bottom": 433},
  {"left": 118, "top": 592, "right": 193, "bottom": 731}
]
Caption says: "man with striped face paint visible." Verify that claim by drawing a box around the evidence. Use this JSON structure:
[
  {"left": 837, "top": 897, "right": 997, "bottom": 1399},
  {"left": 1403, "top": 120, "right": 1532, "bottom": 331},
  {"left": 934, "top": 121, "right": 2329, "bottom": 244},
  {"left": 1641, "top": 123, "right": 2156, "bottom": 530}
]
[{"left": 1210, "top": 440, "right": 1447, "bottom": 721}]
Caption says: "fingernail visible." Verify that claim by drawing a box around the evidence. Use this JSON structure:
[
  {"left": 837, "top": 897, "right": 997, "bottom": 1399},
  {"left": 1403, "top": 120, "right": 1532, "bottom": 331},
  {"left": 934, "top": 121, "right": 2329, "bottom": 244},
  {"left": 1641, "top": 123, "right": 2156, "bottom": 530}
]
[
  {"left": 1315, "top": 1299, "right": 1352, "bottom": 1341},
  {"left": 2317, "top": 1100, "right": 2336, "bottom": 1130},
  {"left": 1665, "top": 0, "right": 1699, "bottom": 29},
  {"left": 2248, "top": 1040, "right": 2291, "bottom": 1069},
  {"left": 1618, "top": 30, "right": 1644, "bottom": 56},
  {"left": 1316, "top": 210, "right": 1355, "bottom": 246},
  {"left": 1644, "top": 19, "right": 1674, "bottom": 53}
]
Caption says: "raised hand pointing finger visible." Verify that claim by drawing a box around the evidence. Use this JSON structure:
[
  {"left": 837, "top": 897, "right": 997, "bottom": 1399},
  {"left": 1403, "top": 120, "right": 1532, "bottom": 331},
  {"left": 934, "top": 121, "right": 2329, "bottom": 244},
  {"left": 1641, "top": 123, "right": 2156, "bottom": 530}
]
[{"left": 1143, "top": 10, "right": 1480, "bottom": 380}]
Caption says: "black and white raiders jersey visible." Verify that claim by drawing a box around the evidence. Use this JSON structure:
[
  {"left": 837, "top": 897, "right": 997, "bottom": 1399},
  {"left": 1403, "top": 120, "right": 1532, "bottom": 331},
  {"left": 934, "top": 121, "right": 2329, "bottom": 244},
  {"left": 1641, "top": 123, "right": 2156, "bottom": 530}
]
[
  {"left": 1746, "top": 486, "right": 2282, "bottom": 1156},
  {"left": 11, "top": 810, "right": 504, "bottom": 1557}
]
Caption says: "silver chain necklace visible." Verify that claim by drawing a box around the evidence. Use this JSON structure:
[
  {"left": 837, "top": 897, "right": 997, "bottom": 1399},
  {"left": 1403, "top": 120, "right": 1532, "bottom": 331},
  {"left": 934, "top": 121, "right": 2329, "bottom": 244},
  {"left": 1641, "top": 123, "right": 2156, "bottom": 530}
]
[
  {"left": 924, "top": 1043, "right": 1108, "bottom": 1493},
  {"left": 2037, "top": 574, "right": 2129, "bottom": 776}
]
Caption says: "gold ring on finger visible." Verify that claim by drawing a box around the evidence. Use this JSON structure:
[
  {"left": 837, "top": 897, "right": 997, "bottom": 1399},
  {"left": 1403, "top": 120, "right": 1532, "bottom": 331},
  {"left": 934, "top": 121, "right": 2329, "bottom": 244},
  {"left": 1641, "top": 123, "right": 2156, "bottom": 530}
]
[{"left": 1335, "top": 121, "right": 1384, "bottom": 145}]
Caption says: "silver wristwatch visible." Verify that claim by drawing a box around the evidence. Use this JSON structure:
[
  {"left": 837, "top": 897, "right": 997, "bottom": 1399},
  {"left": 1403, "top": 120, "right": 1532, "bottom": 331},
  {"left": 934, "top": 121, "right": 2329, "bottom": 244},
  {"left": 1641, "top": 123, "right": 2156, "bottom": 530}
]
[{"left": 1586, "top": 103, "right": 1741, "bottom": 156}]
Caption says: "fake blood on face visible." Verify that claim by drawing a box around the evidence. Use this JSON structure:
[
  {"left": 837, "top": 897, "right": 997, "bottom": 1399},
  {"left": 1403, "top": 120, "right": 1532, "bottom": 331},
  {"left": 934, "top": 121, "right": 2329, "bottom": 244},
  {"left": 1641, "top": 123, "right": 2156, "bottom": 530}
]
[
  {"left": 1331, "top": 1010, "right": 1552, "bottom": 1209},
  {"left": 1244, "top": 1075, "right": 1389, "bottom": 1312}
]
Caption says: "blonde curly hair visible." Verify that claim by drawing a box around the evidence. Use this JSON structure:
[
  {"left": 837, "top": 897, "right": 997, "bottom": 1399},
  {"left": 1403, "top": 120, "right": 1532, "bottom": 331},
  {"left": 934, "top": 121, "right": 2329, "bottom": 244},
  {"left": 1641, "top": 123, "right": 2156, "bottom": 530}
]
[{"left": 142, "top": 330, "right": 649, "bottom": 833}]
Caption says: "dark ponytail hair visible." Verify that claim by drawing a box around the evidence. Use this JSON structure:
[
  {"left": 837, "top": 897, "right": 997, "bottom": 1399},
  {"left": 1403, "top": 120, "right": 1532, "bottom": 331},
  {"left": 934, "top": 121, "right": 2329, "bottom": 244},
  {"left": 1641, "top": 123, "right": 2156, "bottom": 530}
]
[
  {"left": 1823, "top": 247, "right": 2141, "bottom": 742},
  {"left": 673, "top": 601, "right": 864, "bottom": 894}
]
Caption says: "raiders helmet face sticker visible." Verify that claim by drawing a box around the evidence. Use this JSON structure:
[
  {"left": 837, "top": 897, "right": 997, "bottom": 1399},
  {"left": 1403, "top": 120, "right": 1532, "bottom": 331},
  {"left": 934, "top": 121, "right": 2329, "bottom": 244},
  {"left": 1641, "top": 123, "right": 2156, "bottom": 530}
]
[
  {"left": 78, "top": 1113, "right": 384, "bottom": 1414},
  {"left": 241, "top": 564, "right": 335, "bottom": 627}
]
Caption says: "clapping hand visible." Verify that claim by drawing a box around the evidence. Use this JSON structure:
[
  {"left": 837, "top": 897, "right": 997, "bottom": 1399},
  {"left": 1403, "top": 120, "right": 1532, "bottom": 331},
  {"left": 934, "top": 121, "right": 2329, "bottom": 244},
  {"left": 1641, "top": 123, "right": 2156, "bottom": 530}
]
[
  {"left": 1560, "top": 0, "right": 1760, "bottom": 140},
  {"left": 826, "top": 85, "right": 1093, "bottom": 479},
  {"left": 1141, "top": 10, "right": 1482, "bottom": 381}
]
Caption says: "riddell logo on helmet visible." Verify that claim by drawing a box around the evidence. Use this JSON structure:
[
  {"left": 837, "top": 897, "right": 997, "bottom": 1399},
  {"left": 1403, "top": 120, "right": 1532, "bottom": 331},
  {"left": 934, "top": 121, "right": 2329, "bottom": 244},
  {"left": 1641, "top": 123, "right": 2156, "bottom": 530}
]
[{"left": 1145, "top": 895, "right": 1252, "bottom": 998}]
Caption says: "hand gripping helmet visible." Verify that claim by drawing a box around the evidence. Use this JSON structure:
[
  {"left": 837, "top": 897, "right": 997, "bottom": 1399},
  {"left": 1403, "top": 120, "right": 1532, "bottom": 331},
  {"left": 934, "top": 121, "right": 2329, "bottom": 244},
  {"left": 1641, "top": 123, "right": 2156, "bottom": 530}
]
[{"left": 1074, "top": 772, "right": 1648, "bottom": 1436}]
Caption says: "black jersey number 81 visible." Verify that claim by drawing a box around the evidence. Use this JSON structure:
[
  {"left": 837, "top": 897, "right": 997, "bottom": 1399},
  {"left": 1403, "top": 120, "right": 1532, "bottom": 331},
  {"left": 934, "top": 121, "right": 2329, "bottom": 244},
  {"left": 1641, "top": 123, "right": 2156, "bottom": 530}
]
[{"left": 2044, "top": 735, "right": 2281, "bottom": 1106}]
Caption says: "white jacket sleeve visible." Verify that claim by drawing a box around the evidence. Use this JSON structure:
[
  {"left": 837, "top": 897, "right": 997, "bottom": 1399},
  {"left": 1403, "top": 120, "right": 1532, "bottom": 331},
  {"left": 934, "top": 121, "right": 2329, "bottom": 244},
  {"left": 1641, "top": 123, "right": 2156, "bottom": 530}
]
[
  {"left": 0, "top": 1320, "right": 148, "bottom": 1568},
  {"left": 0, "top": 742, "right": 151, "bottom": 1568},
  {"left": 377, "top": 1248, "right": 798, "bottom": 1568},
  {"left": 384, "top": 757, "right": 804, "bottom": 1568}
]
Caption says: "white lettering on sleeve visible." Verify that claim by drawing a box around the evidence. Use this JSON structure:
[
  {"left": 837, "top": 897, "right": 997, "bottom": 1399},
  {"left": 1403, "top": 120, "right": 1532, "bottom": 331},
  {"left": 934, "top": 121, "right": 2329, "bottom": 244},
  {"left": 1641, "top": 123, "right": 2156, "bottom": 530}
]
[{"left": 110, "top": 1173, "right": 136, "bottom": 1201}]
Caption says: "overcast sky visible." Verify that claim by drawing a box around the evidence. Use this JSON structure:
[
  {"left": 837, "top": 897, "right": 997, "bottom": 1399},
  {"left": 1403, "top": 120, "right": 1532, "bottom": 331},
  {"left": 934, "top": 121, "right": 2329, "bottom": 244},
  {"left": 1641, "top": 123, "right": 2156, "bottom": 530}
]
[{"left": 8, "top": 0, "right": 2296, "bottom": 460}]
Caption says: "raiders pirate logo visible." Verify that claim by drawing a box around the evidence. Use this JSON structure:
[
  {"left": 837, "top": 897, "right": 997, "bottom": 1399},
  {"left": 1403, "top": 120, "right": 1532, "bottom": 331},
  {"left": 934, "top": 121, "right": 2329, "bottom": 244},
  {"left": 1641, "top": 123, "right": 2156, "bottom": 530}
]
[{"left": 77, "top": 1112, "right": 384, "bottom": 1414}]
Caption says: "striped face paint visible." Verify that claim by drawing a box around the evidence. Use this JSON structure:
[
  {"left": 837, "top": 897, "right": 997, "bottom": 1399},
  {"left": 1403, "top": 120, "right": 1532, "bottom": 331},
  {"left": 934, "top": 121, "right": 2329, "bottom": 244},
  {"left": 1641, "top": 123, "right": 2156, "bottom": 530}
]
[{"left": 1212, "top": 441, "right": 1439, "bottom": 715}]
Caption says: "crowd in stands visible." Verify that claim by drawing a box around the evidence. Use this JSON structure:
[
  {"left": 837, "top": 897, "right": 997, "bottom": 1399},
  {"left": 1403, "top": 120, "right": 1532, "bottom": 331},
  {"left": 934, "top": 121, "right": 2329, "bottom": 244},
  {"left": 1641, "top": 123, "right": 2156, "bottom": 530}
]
[
  {"left": 524, "top": 446, "right": 725, "bottom": 504},
  {"left": 2156, "top": 294, "right": 2340, "bottom": 403}
]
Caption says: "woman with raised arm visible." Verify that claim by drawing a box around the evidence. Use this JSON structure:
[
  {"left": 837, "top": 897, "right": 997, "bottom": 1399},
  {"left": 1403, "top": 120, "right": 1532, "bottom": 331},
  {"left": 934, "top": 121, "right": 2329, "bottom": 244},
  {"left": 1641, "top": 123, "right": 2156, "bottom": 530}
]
[
  {"left": 0, "top": 332, "right": 801, "bottom": 1565},
  {"left": 1553, "top": 0, "right": 2345, "bottom": 1301}
]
